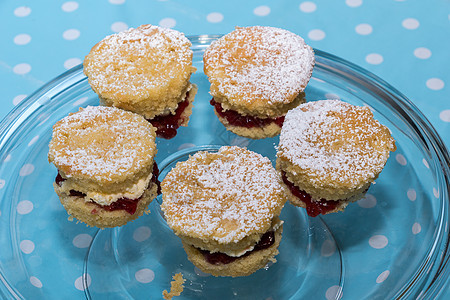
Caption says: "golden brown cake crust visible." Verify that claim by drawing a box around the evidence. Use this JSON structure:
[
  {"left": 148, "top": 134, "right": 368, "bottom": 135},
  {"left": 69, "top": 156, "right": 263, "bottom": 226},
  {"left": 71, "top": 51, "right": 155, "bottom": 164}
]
[
  {"left": 161, "top": 146, "right": 287, "bottom": 245},
  {"left": 55, "top": 182, "right": 158, "bottom": 228},
  {"left": 83, "top": 24, "right": 196, "bottom": 119},
  {"left": 203, "top": 26, "right": 314, "bottom": 118},
  {"left": 276, "top": 100, "right": 396, "bottom": 201},
  {"left": 182, "top": 224, "right": 282, "bottom": 277},
  {"left": 48, "top": 106, "right": 157, "bottom": 202}
]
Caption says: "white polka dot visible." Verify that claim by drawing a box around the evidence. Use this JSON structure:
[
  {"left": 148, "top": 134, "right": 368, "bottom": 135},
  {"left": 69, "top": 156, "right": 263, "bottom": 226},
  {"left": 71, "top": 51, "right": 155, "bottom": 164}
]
[
  {"left": 395, "top": 154, "right": 407, "bottom": 166},
  {"left": 407, "top": 188, "right": 416, "bottom": 201},
  {"left": 376, "top": 270, "right": 390, "bottom": 283},
  {"left": 135, "top": 268, "right": 155, "bottom": 283},
  {"left": 158, "top": 18, "right": 176, "bottom": 28},
  {"left": 325, "top": 285, "right": 343, "bottom": 300},
  {"left": 133, "top": 226, "right": 152, "bottom": 242},
  {"left": 206, "top": 12, "right": 224, "bottom": 23},
  {"left": 422, "top": 158, "right": 430, "bottom": 168},
  {"left": 74, "top": 274, "right": 91, "bottom": 291},
  {"left": 412, "top": 222, "right": 421, "bottom": 234},
  {"left": 17, "top": 200, "right": 34, "bottom": 215},
  {"left": 63, "top": 29, "right": 80, "bottom": 40},
  {"left": 62, "top": 1, "right": 79, "bottom": 12},
  {"left": 0, "top": 179, "right": 5, "bottom": 189},
  {"left": 414, "top": 47, "right": 431, "bottom": 59},
  {"left": 13, "top": 63, "right": 31, "bottom": 75},
  {"left": 30, "top": 276, "right": 43, "bottom": 288},
  {"left": 321, "top": 240, "right": 336, "bottom": 257},
  {"left": 73, "top": 234, "right": 93, "bottom": 248},
  {"left": 19, "top": 164, "right": 35, "bottom": 176},
  {"left": 433, "top": 188, "right": 439, "bottom": 198},
  {"left": 365, "top": 53, "right": 383, "bottom": 65},
  {"left": 325, "top": 93, "right": 340, "bottom": 100},
  {"left": 426, "top": 78, "right": 444, "bottom": 90},
  {"left": 28, "top": 135, "right": 39, "bottom": 147},
  {"left": 369, "top": 235, "right": 388, "bottom": 249},
  {"left": 355, "top": 23, "right": 372, "bottom": 35},
  {"left": 20, "top": 240, "right": 35, "bottom": 254},
  {"left": 13, "top": 94, "right": 27, "bottom": 105},
  {"left": 346, "top": 0, "right": 362, "bottom": 7},
  {"left": 14, "top": 34, "right": 31, "bottom": 45},
  {"left": 308, "top": 29, "right": 325, "bottom": 41},
  {"left": 111, "top": 21, "right": 128, "bottom": 32},
  {"left": 358, "top": 194, "right": 377, "bottom": 208},
  {"left": 63, "top": 58, "right": 82, "bottom": 70},
  {"left": 440, "top": 110, "right": 450, "bottom": 122},
  {"left": 253, "top": 5, "right": 271, "bottom": 16},
  {"left": 194, "top": 267, "right": 211, "bottom": 277},
  {"left": 402, "top": 18, "right": 420, "bottom": 30},
  {"left": 109, "top": 0, "right": 125, "bottom": 4},
  {"left": 299, "top": 2, "right": 317, "bottom": 13},
  {"left": 14, "top": 6, "right": 31, "bottom": 17},
  {"left": 73, "top": 96, "right": 89, "bottom": 107}
]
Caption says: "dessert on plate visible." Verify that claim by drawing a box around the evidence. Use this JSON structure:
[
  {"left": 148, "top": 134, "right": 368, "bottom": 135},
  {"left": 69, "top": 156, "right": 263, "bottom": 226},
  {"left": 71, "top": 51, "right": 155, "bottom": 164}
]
[
  {"left": 161, "top": 146, "right": 287, "bottom": 277},
  {"left": 83, "top": 24, "right": 197, "bottom": 139},
  {"left": 203, "top": 26, "right": 315, "bottom": 139},
  {"left": 48, "top": 105, "right": 160, "bottom": 228},
  {"left": 276, "top": 99, "right": 396, "bottom": 217}
]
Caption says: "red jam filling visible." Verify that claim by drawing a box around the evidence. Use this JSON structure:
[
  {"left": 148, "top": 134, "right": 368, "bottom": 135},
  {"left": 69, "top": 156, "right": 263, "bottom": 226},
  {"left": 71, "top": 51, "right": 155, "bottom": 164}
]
[
  {"left": 281, "top": 172, "right": 339, "bottom": 217},
  {"left": 199, "top": 230, "right": 275, "bottom": 265},
  {"left": 148, "top": 92, "right": 190, "bottom": 139},
  {"left": 55, "top": 162, "right": 161, "bottom": 215},
  {"left": 210, "top": 98, "right": 285, "bottom": 128}
]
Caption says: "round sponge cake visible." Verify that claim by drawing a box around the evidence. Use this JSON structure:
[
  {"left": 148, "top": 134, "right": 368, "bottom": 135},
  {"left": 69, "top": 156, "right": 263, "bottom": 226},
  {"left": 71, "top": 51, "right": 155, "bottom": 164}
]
[
  {"left": 204, "top": 26, "right": 314, "bottom": 138},
  {"left": 48, "top": 105, "right": 159, "bottom": 228},
  {"left": 161, "top": 146, "right": 287, "bottom": 277},
  {"left": 83, "top": 24, "right": 197, "bottom": 138},
  {"left": 276, "top": 100, "right": 396, "bottom": 216}
]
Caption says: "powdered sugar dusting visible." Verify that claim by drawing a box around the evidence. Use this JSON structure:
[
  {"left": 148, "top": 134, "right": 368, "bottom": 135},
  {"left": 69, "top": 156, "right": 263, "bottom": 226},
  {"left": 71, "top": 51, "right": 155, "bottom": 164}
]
[
  {"left": 48, "top": 106, "right": 156, "bottom": 181},
  {"left": 161, "top": 146, "right": 286, "bottom": 243},
  {"left": 204, "top": 26, "right": 314, "bottom": 105},
  {"left": 83, "top": 24, "right": 192, "bottom": 99},
  {"left": 278, "top": 100, "right": 396, "bottom": 187}
]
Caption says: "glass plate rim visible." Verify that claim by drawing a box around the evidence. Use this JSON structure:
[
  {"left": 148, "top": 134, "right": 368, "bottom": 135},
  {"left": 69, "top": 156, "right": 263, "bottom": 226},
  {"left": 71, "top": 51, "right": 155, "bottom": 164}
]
[{"left": 0, "top": 34, "right": 449, "bottom": 299}]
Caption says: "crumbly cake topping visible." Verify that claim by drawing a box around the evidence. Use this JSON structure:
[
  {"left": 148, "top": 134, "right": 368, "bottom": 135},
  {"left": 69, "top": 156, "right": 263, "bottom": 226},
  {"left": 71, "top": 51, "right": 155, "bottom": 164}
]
[
  {"left": 161, "top": 146, "right": 286, "bottom": 244},
  {"left": 162, "top": 273, "right": 185, "bottom": 300},
  {"left": 278, "top": 100, "right": 396, "bottom": 188},
  {"left": 83, "top": 24, "right": 193, "bottom": 101},
  {"left": 204, "top": 26, "right": 315, "bottom": 108},
  {"left": 48, "top": 106, "right": 157, "bottom": 182}
]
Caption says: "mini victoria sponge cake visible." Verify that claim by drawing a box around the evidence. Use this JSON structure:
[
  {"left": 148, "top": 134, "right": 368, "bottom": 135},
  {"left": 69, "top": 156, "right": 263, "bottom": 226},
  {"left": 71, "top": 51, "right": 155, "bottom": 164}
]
[
  {"left": 161, "top": 146, "right": 287, "bottom": 277},
  {"left": 48, "top": 106, "right": 160, "bottom": 228},
  {"left": 83, "top": 24, "right": 197, "bottom": 139},
  {"left": 276, "top": 100, "right": 396, "bottom": 217},
  {"left": 203, "top": 26, "right": 315, "bottom": 139}
]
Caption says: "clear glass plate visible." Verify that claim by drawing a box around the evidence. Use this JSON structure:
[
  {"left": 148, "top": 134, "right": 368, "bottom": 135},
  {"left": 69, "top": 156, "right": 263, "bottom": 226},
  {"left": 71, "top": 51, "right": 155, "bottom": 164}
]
[{"left": 0, "top": 35, "right": 449, "bottom": 300}]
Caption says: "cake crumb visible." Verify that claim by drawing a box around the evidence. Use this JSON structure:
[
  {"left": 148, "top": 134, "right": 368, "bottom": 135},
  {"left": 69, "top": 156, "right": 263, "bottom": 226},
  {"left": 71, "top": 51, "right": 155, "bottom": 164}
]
[{"left": 162, "top": 273, "right": 185, "bottom": 300}]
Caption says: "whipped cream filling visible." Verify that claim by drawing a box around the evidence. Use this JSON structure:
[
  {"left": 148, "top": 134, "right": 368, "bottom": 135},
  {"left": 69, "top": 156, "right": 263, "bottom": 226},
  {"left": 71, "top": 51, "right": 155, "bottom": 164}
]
[
  {"left": 219, "top": 219, "right": 284, "bottom": 257},
  {"left": 59, "top": 171, "right": 153, "bottom": 206}
]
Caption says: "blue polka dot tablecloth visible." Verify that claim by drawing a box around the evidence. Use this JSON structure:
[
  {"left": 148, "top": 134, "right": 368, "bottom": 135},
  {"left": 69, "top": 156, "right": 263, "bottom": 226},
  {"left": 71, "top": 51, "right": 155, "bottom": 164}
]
[{"left": 0, "top": 0, "right": 449, "bottom": 299}]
